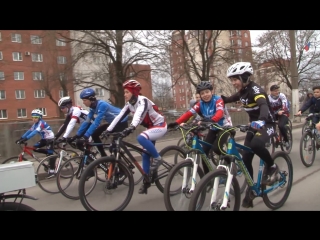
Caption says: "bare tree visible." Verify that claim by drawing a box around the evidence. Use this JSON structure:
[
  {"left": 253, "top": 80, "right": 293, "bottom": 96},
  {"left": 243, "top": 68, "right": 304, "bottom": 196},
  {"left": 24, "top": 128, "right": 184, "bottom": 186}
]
[
  {"left": 253, "top": 30, "right": 320, "bottom": 90},
  {"left": 152, "top": 79, "right": 174, "bottom": 110}
]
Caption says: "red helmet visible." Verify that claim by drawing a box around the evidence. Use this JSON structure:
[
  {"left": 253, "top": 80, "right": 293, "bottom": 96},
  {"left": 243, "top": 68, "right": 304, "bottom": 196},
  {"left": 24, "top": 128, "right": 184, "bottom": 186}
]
[{"left": 123, "top": 79, "right": 141, "bottom": 90}]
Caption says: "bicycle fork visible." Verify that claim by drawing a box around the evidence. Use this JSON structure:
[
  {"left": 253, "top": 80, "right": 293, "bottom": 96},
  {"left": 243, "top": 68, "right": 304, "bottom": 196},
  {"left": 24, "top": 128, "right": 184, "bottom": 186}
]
[{"left": 182, "top": 153, "right": 200, "bottom": 194}]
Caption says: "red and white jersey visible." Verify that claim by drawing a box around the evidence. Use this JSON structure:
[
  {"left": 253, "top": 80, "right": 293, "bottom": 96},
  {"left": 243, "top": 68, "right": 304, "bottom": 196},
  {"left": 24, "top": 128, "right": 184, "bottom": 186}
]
[
  {"left": 268, "top": 93, "right": 289, "bottom": 116},
  {"left": 63, "top": 106, "right": 89, "bottom": 138},
  {"left": 108, "top": 95, "right": 164, "bottom": 130}
]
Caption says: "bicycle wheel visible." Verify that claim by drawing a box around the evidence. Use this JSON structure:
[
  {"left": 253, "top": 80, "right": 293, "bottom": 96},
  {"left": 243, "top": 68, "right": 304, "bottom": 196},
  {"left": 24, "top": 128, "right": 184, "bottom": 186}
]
[
  {"left": 301, "top": 121, "right": 308, "bottom": 135},
  {"left": 164, "top": 158, "right": 205, "bottom": 211},
  {"left": 288, "top": 119, "right": 292, "bottom": 131},
  {"left": 188, "top": 168, "right": 241, "bottom": 211},
  {"left": 0, "top": 202, "right": 36, "bottom": 211},
  {"left": 176, "top": 137, "right": 184, "bottom": 146},
  {"left": 79, "top": 156, "right": 134, "bottom": 211},
  {"left": 2, "top": 156, "right": 28, "bottom": 164},
  {"left": 56, "top": 156, "right": 97, "bottom": 200},
  {"left": 154, "top": 145, "right": 186, "bottom": 193},
  {"left": 280, "top": 126, "right": 292, "bottom": 154},
  {"left": 299, "top": 131, "right": 315, "bottom": 167},
  {"left": 265, "top": 136, "right": 275, "bottom": 154},
  {"left": 64, "top": 149, "right": 79, "bottom": 159},
  {"left": 122, "top": 148, "right": 143, "bottom": 186},
  {"left": 262, "top": 151, "right": 293, "bottom": 210},
  {"left": 36, "top": 155, "right": 61, "bottom": 194},
  {"left": 92, "top": 146, "right": 113, "bottom": 183}
]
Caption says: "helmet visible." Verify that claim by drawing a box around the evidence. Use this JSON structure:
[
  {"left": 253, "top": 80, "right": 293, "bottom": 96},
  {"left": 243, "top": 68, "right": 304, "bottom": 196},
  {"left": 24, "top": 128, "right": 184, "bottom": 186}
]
[
  {"left": 196, "top": 81, "right": 213, "bottom": 94},
  {"left": 227, "top": 62, "right": 253, "bottom": 78},
  {"left": 122, "top": 79, "right": 142, "bottom": 91},
  {"left": 80, "top": 88, "right": 95, "bottom": 99},
  {"left": 270, "top": 85, "right": 280, "bottom": 91},
  {"left": 58, "top": 96, "right": 72, "bottom": 107},
  {"left": 31, "top": 109, "right": 43, "bottom": 117}
]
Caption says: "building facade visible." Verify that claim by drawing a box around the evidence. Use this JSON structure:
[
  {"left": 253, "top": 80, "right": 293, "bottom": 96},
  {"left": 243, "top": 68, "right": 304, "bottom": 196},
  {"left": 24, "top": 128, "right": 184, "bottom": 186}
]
[{"left": 0, "top": 30, "right": 74, "bottom": 121}]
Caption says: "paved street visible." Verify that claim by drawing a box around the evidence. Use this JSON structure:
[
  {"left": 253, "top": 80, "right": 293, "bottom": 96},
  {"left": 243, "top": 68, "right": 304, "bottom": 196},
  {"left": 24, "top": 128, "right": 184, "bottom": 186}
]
[{"left": 7, "top": 121, "right": 320, "bottom": 211}]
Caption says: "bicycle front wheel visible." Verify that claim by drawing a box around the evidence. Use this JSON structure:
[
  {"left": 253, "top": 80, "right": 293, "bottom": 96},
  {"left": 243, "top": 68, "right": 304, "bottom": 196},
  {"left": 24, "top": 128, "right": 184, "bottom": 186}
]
[
  {"left": 262, "top": 151, "right": 293, "bottom": 210},
  {"left": 0, "top": 202, "right": 36, "bottom": 211},
  {"left": 2, "top": 156, "right": 28, "bottom": 164},
  {"left": 79, "top": 156, "right": 134, "bottom": 211},
  {"left": 56, "top": 156, "right": 97, "bottom": 200},
  {"left": 301, "top": 121, "right": 309, "bottom": 135},
  {"left": 155, "top": 145, "right": 186, "bottom": 193},
  {"left": 164, "top": 159, "right": 205, "bottom": 211},
  {"left": 299, "top": 131, "right": 315, "bottom": 167},
  {"left": 188, "top": 168, "right": 241, "bottom": 211},
  {"left": 36, "top": 155, "right": 60, "bottom": 194}
]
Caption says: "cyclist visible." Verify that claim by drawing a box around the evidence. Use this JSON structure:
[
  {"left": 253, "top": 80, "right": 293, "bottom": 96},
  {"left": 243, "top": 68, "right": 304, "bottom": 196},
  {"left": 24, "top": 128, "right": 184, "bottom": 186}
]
[
  {"left": 187, "top": 93, "right": 202, "bottom": 123},
  {"left": 296, "top": 85, "right": 320, "bottom": 145},
  {"left": 68, "top": 88, "right": 128, "bottom": 158},
  {"left": 15, "top": 109, "right": 56, "bottom": 177},
  {"left": 268, "top": 85, "right": 290, "bottom": 150},
  {"left": 168, "top": 81, "right": 232, "bottom": 175},
  {"left": 55, "top": 96, "right": 89, "bottom": 143},
  {"left": 105, "top": 79, "right": 167, "bottom": 194},
  {"left": 221, "top": 62, "right": 279, "bottom": 208}
]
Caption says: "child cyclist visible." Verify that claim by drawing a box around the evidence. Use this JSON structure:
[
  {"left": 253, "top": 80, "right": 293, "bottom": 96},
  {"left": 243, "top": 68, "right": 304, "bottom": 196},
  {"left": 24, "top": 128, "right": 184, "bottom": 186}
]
[
  {"left": 105, "top": 79, "right": 167, "bottom": 194},
  {"left": 15, "top": 109, "right": 56, "bottom": 178},
  {"left": 221, "top": 62, "right": 279, "bottom": 208},
  {"left": 168, "top": 81, "right": 232, "bottom": 175}
]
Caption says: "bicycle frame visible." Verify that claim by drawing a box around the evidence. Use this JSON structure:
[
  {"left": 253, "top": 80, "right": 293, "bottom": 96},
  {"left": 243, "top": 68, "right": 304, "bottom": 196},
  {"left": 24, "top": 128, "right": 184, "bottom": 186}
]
[
  {"left": 213, "top": 126, "right": 289, "bottom": 210},
  {"left": 18, "top": 144, "right": 42, "bottom": 162}
]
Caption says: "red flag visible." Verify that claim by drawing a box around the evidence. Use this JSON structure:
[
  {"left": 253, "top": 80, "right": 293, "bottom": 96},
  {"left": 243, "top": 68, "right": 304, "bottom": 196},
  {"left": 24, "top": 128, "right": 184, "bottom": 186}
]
[{"left": 304, "top": 42, "right": 311, "bottom": 51}]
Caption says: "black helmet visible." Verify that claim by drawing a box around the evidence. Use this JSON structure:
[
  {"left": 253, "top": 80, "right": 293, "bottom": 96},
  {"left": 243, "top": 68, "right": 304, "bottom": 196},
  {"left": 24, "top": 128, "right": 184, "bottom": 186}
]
[
  {"left": 196, "top": 81, "right": 213, "bottom": 93},
  {"left": 270, "top": 85, "right": 280, "bottom": 91}
]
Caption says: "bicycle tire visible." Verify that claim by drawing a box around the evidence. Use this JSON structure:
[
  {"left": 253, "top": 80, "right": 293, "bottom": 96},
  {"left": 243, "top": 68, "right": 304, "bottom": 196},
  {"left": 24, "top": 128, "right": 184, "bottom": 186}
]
[
  {"left": 2, "top": 156, "right": 28, "bottom": 164},
  {"left": 56, "top": 156, "right": 97, "bottom": 200},
  {"left": 154, "top": 145, "right": 186, "bottom": 193},
  {"left": 299, "top": 131, "right": 315, "bottom": 167},
  {"left": 280, "top": 125, "right": 292, "bottom": 154},
  {"left": 288, "top": 119, "right": 292, "bottom": 131},
  {"left": 0, "top": 202, "right": 36, "bottom": 211},
  {"left": 188, "top": 168, "right": 241, "bottom": 211},
  {"left": 176, "top": 137, "right": 184, "bottom": 147},
  {"left": 266, "top": 136, "right": 275, "bottom": 154},
  {"left": 78, "top": 156, "right": 134, "bottom": 211},
  {"left": 122, "top": 148, "right": 144, "bottom": 186},
  {"left": 164, "top": 159, "right": 205, "bottom": 211},
  {"left": 301, "top": 121, "right": 309, "bottom": 135},
  {"left": 262, "top": 151, "right": 293, "bottom": 210}
]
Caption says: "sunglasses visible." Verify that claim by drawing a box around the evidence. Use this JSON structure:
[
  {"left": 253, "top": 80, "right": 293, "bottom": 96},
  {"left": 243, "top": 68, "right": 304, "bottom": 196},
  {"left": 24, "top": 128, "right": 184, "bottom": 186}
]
[
  {"left": 60, "top": 106, "right": 67, "bottom": 109},
  {"left": 32, "top": 116, "right": 40, "bottom": 119}
]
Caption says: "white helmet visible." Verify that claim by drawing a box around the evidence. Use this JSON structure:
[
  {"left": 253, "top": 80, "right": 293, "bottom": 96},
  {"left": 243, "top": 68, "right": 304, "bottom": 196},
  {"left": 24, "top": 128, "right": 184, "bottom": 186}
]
[
  {"left": 31, "top": 109, "right": 43, "bottom": 117},
  {"left": 58, "top": 96, "right": 72, "bottom": 107},
  {"left": 227, "top": 62, "right": 253, "bottom": 78}
]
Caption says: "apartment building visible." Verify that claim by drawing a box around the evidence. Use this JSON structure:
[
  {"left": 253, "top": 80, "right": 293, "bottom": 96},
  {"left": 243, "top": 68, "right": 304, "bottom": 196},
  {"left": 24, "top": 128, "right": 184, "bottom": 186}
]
[
  {"left": 0, "top": 30, "right": 74, "bottom": 120},
  {"left": 171, "top": 30, "right": 253, "bottom": 111}
]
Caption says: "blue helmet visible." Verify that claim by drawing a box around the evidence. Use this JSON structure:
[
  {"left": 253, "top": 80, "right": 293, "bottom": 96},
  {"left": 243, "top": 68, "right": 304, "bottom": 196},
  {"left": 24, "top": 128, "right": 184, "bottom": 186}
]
[{"left": 80, "top": 88, "right": 95, "bottom": 99}]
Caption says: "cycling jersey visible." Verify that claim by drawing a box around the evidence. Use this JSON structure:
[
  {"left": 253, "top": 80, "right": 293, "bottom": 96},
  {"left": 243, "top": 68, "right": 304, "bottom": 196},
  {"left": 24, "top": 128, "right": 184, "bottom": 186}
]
[
  {"left": 107, "top": 95, "right": 164, "bottom": 130},
  {"left": 268, "top": 93, "right": 289, "bottom": 116},
  {"left": 300, "top": 96, "right": 320, "bottom": 113},
  {"left": 223, "top": 81, "right": 274, "bottom": 123},
  {"left": 21, "top": 119, "right": 54, "bottom": 140},
  {"left": 77, "top": 100, "right": 128, "bottom": 138},
  {"left": 55, "top": 106, "right": 89, "bottom": 139},
  {"left": 176, "top": 95, "right": 232, "bottom": 128}
]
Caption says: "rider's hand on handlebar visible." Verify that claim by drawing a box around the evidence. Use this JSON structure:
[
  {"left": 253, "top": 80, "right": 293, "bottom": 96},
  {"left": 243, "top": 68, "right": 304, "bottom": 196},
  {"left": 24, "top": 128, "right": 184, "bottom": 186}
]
[
  {"left": 121, "top": 125, "right": 135, "bottom": 137},
  {"left": 295, "top": 111, "right": 302, "bottom": 116},
  {"left": 167, "top": 122, "right": 179, "bottom": 129}
]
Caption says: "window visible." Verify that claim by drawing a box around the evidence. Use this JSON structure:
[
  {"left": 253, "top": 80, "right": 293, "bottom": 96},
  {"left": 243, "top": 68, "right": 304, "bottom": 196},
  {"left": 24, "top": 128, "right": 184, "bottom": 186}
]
[
  {"left": 0, "top": 90, "right": 5, "bottom": 100},
  {"left": 12, "top": 52, "right": 22, "bottom": 61},
  {"left": 57, "top": 56, "right": 66, "bottom": 64},
  {"left": 245, "top": 41, "right": 248, "bottom": 47},
  {"left": 30, "top": 35, "right": 42, "bottom": 44},
  {"left": 37, "top": 108, "right": 47, "bottom": 116},
  {"left": 237, "top": 30, "right": 241, "bottom": 36},
  {"left": 238, "top": 49, "right": 242, "bottom": 54},
  {"left": 34, "top": 90, "right": 45, "bottom": 98},
  {"left": 56, "top": 39, "right": 66, "bottom": 46},
  {"left": 14, "top": 71, "right": 24, "bottom": 80},
  {"left": 237, "top": 39, "right": 242, "bottom": 46},
  {"left": 32, "top": 71, "right": 43, "bottom": 80},
  {"left": 0, "top": 51, "right": 2, "bottom": 60},
  {"left": 31, "top": 53, "right": 43, "bottom": 62},
  {"left": 11, "top": 33, "right": 22, "bottom": 43},
  {"left": 244, "top": 32, "right": 248, "bottom": 38},
  {"left": 0, "top": 109, "right": 7, "bottom": 119},
  {"left": 59, "top": 73, "right": 68, "bottom": 81},
  {"left": 59, "top": 90, "right": 68, "bottom": 98},
  {"left": 0, "top": 71, "right": 4, "bottom": 80},
  {"left": 0, "top": 32, "right": 2, "bottom": 41},
  {"left": 15, "top": 90, "right": 25, "bottom": 99},
  {"left": 95, "top": 88, "right": 104, "bottom": 97},
  {"left": 17, "top": 108, "right": 27, "bottom": 118}
]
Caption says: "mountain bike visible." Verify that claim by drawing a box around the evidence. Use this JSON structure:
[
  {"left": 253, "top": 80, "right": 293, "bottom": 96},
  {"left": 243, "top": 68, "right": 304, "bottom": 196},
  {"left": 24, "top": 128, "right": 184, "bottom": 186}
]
[
  {"left": 265, "top": 120, "right": 292, "bottom": 154},
  {"left": 301, "top": 113, "right": 314, "bottom": 135},
  {"left": 298, "top": 113, "right": 320, "bottom": 167},
  {"left": 188, "top": 124, "right": 293, "bottom": 211},
  {"left": 163, "top": 123, "right": 246, "bottom": 211},
  {"left": 78, "top": 131, "right": 186, "bottom": 211}
]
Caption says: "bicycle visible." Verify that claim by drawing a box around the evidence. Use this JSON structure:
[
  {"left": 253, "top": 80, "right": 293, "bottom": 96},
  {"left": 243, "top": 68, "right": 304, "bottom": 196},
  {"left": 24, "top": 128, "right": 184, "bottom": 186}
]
[
  {"left": 0, "top": 189, "right": 37, "bottom": 211},
  {"left": 188, "top": 124, "right": 293, "bottom": 211},
  {"left": 163, "top": 123, "right": 246, "bottom": 211},
  {"left": 78, "top": 131, "right": 186, "bottom": 211},
  {"left": 298, "top": 113, "right": 320, "bottom": 167},
  {"left": 301, "top": 113, "right": 314, "bottom": 135},
  {"left": 265, "top": 119, "right": 292, "bottom": 154}
]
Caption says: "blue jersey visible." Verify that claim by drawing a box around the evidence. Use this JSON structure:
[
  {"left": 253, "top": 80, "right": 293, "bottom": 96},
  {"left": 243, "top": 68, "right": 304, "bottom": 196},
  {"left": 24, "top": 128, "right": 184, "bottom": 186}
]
[
  {"left": 77, "top": 100, "right": 128, "bottom": 138},
  {"left": 21, "top": 119, "right": 55, "bottom": 140}
]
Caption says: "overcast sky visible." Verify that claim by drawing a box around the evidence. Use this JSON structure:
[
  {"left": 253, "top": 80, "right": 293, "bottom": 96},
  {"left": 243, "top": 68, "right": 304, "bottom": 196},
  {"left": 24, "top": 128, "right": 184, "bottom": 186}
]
[{"left": 249, "top": 30, "right": 267, "bottom": 44}]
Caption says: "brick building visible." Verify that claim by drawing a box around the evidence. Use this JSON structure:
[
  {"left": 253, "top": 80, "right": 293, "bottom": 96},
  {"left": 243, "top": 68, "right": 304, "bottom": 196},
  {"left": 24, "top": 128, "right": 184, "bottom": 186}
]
[{"left": 0, "top": 30, "right": 74, "bottom": 121}]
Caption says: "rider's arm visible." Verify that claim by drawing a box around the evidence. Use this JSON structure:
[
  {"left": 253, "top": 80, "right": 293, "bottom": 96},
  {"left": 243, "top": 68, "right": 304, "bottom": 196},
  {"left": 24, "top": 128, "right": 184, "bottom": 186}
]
[
  {"left": 25, "top": 122, "right": 43, "bottom": 140},
  {"left": 77, "top": 109, "right": 93, "bottom": 137},
  {"left": 221, "top": 92, "right": 240, "bottom": 104},
  {"left": 82, "top": 103, "right": 107, "bottom": 138},
  {"left": 55, "top": 114, "right": 71, "bottom": 139},
  {"left": 299, "top": 97, "right": 313, "bottom": 113},
  {"left": 211, "top": 98, "right": 224, "bottom": 122},
  {"left": 107, "top": 104, "right": 130, "bottom": 131},
  {"left": 176, "top": 102, "right": 201, "bottom": 124},
  {"left": 256, "top": 96, "right": 270, "bottom": 122},
  {"left": 279, "top": 93, "right": 289, "bottom": 113}
]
